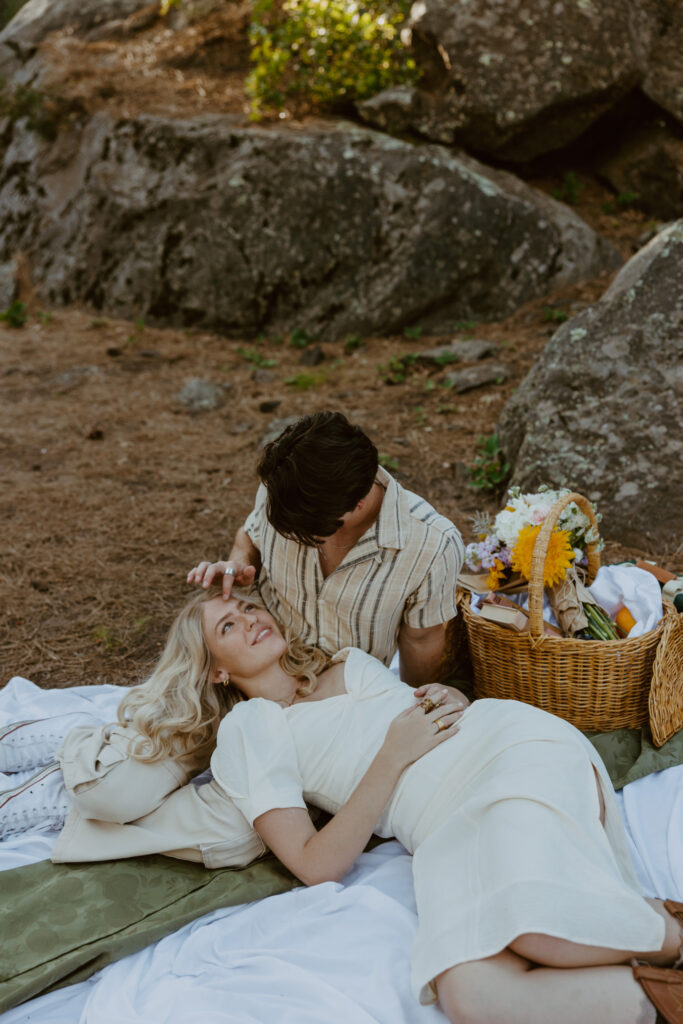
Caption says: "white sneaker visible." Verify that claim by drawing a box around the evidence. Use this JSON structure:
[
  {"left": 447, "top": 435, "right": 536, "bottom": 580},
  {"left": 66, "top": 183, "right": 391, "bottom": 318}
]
[
  {"left": 0, "top": 762, "right": 72, "bottom": 839},
  {"left": 0, "top": 712, "right": 100, "bottom": 773}
]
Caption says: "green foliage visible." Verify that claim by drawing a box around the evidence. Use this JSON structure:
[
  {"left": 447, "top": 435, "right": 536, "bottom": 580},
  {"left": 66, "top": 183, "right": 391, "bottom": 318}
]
[
  {"left": 0, "top": 300, "right": 27, "bottom": 327},
  {"left": 289, "top": 328, "right": 311, "bottom": 349},
  {"left": 542, "top": 305, "right": 569, "bottom": 324},
  {"left": 37, "top": 310, "right": 53, "bottom": 324},
  {"left": 432, "top": 351, "right": 459, "bottom": 368},
  {"left": 601, "top": 192, "right": 640, "bottom": 214},
  {"left": 0, "top": 82, "right": 62, "bottom": 140},
  {"left": 377, "top": 351, "right": 417, "bottom": 384},
  {"left": 343, "top": 334, "right": 364, "bottom": 352},
  {"left": 91, "top": 625, "right": 119, "bottom": 649},
  {"left": 468, "top": 433, "right": 510, "bottom": 491},
  {"left": 159, "top": 0, "right": 181, "bottom": 15},
  {"left": 378, "top": 452, "right": 399, "bottom": 471},
  {"left": 454, "top": 319, "right": 476, "bottom": 335},
  {"left": 284, "top": 370, "right": 326, "bottom": 389},
  {"left": 551, "top": 171, "right": 583, "bottom": 206},
  {"left": 247, "top": 0, "right": 418, "bottom": 117},
  {"left": 236, "top": 346, "right": 278, "bottom": 368},
  {"left": 403, "top": 325, "right": 422, "bottom": 339}
]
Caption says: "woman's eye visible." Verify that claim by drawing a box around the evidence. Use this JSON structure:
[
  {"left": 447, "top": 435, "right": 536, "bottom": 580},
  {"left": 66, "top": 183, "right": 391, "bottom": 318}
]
[
  {"left": 245, "top": 604, "right": 255, "bottom": 612},
  {"left": 222, "top": 621, "right": 233, "bottom": 633}
]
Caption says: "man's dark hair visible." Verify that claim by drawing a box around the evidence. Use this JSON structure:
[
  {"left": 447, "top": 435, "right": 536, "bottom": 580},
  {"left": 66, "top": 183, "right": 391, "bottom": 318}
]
[{"left": 257, "top": 411, "right": 378, "bottom": 545}]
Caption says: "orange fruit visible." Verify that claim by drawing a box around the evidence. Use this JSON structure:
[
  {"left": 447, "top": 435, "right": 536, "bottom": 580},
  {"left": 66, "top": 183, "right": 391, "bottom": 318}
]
[{"left": 616, "top": 606, "right": 636, "bottom": 636}]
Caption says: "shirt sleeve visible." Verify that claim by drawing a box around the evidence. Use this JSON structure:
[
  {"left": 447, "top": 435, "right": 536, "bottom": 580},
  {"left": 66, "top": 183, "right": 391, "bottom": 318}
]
[
  {"left": 210, "top": 699, "right": 307, "bottom": 827},
  {"left": 242, "top": 483, "right": 267, "bottom": 549},
  {"left": 403, "top": 528, "right": 465, "bottom": 628}
]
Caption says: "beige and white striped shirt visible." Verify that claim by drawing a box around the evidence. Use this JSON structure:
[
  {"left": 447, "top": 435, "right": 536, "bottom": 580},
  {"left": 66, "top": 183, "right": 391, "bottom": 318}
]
[{"left": 243, "top": 467, "right": 464, "bottom": 665}]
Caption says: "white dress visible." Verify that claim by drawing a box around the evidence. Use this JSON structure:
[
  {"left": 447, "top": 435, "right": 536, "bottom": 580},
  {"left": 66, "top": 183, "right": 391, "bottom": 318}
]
[{"left": 210, "top": 648, "right": 664, "bottom": 1003}]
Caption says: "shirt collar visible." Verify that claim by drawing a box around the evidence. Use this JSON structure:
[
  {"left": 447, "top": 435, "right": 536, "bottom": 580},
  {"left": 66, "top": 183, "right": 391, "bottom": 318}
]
[{"left": 374, "top": 465, "right": 404, "bottom": 551}]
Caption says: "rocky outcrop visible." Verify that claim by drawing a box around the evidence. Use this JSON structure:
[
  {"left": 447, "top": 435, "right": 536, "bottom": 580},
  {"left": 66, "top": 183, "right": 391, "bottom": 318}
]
[
  {"left": 0, "top": 0, "right": 150, "bottom": 54},
  {"left": 497, "top": 220, "right": 683, "bottom": 549},
  {"left": 359, "top": 0, "right": 654, "bottom": 162},
  {"left": 0, "top": 113, "right": 620, "bottom": 340},
  {"left": 642, "top": 3, "right": 683, "bottom": 127}
]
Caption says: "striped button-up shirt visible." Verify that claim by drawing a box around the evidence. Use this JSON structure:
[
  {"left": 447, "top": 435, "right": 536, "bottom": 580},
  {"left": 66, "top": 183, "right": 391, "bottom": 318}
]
[{"left": 243, "top": 467, "right": 464, "bottom": 665}]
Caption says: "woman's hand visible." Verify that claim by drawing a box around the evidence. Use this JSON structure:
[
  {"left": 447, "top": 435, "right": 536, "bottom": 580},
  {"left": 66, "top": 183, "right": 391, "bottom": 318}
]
[
  {"left": 186, "top": 560, "right": 256, "bottom": 600},
  {"left": 381, "top": 700, "right": 464, "bottom": 771},
  {"left": 413, "top": 682, "right": 470, "bottom": 712}
]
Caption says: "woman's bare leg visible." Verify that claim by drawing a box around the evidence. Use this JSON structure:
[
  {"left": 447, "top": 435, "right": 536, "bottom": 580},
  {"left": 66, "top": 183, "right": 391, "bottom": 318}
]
[
  {"left": 435, "top": 949, "right": 656, "bottom": 1024},
  {"left": 510, "top": 901, "right": 683, "bottom": 968}
]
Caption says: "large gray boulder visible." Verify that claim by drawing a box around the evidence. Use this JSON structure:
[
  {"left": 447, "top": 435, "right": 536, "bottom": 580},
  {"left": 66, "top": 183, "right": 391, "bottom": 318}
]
[
  {"left": 642, "top": 2, "right": 683, "bottom": 127},
  {"left": 0, "top": 0, "right": 149, "bottom": 54},
  {"left": 0, "top": 113, "right": 620, "bottom": 340},
  {"left": 497, "top": 220, "right": 683, "bottom": 549},
  {"left": 360, "top": 0, "right": 656, "bottom": 162}
]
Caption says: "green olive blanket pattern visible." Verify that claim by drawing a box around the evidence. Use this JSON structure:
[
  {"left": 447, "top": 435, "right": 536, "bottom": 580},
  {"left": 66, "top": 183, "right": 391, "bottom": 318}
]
[{"left": 0, "top": 853, "right": 297, "bottom": 1014}]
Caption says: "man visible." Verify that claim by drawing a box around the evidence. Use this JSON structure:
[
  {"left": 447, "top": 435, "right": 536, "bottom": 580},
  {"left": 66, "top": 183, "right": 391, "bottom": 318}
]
[{"left": 188, "top": 412, "right": 465, "bottom": 685}]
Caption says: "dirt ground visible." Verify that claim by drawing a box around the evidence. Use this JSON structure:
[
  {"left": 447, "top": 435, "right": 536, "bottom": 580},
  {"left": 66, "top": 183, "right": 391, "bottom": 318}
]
[{"left": 1, "top": 5, "right": 680, "bottom": 691}]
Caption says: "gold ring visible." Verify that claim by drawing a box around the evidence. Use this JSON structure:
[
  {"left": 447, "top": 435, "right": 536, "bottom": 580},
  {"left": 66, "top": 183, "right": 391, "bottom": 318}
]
[
  {"left": 435, "top": 717, "right": 448, "bottom": 733},
  {"left": 419, "top": 698, "right": 436, "bottom": 714}
]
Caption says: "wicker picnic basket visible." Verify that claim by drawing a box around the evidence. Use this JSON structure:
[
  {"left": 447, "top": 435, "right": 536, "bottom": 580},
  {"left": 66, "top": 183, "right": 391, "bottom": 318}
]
[{"left": 461, "top": 491, "right": 679, "bottom": 737}]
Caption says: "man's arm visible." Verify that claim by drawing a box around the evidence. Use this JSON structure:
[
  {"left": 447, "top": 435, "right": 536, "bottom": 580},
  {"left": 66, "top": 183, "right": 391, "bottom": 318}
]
[{"left": 397, "top": 621, "right": 447, "bottom": 686}]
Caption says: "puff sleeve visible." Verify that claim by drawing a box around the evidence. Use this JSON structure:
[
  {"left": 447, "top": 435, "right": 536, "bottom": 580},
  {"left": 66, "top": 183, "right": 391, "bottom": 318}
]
[{"left": 210, "top": 699, "right": 307, "bottom": 827}]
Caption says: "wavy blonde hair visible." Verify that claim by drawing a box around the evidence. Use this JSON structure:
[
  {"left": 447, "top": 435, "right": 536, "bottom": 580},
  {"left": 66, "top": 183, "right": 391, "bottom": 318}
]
[{"left": 117, "top": 587, "right": 329, "bottom": 763}]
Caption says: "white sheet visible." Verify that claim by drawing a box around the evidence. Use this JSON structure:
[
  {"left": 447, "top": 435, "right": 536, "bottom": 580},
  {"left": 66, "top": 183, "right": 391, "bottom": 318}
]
[{"left": 1, "top": 677, "right": 681, "bottom": 1024}]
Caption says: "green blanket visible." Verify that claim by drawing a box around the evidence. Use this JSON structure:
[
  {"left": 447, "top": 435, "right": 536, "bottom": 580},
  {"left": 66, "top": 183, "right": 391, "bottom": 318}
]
[
  {"left": 587, "top": 724, "right": 683, "bottom": 790},
  {"left": 0, "top": 853, "right": 297, "bottom": 1014}
]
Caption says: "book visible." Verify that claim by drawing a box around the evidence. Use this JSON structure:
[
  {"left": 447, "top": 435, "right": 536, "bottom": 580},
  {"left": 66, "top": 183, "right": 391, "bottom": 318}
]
[
  {"left": 476, "top": 592, "right": 564, "bottom": 637},
  {"left": 478, "top": 603, "right": 528, "bottom": 631}
]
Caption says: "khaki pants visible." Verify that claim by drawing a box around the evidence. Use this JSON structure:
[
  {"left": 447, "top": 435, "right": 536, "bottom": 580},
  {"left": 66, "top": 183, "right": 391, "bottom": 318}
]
[{"left": 52, "top": 725, "right": 265, "bottom": 869}]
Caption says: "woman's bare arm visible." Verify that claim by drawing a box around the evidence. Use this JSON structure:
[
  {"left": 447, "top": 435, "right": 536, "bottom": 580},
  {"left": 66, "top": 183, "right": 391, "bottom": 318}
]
[{"left": 254, "top": 701, "right": 464, "bottom": 886}]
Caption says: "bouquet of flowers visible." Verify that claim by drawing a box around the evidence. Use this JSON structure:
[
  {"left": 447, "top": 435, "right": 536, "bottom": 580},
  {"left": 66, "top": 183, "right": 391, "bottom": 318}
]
[
  {"left": 463, "top": 487, "right": 616, "bottom": 640},
  {"left": 464, "top": 486, "right": 602, "bottom": 591}
]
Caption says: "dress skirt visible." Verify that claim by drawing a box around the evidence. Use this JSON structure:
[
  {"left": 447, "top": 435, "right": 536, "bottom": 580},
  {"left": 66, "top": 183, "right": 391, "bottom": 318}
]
[{"left": 386, "top": 700, "right": 666, "bottom": 1003}]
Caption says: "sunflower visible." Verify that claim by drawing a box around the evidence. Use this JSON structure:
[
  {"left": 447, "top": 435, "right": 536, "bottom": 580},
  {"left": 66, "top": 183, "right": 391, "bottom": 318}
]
[
  {"left": 487, "top": 557, "right": 508, "bottom": 591},
  {"left": 511, "top": 525, "right": 574, "bottom": 588}
]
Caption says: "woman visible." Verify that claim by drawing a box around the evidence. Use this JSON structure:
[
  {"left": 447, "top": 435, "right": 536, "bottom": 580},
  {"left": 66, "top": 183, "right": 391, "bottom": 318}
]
[
  {"left": 3, "top": 588, "right": 681, "bottom": 1023},
  {"left": 0, "top": 593, "right": 460, "bottom": 870},
  {"left": 182, "top": 586, "right": 682, "bottom": 1024}
]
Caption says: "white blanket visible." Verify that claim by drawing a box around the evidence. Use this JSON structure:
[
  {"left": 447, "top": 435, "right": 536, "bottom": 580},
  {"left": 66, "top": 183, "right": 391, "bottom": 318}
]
[{"left": 1, "top": 678, "right": 681, "bottom": 1024}]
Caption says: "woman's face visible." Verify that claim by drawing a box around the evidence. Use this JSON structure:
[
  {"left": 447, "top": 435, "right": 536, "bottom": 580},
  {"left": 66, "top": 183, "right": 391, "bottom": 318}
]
[{"left": 202, "top": 595, "right": 287, "bottom": 688}]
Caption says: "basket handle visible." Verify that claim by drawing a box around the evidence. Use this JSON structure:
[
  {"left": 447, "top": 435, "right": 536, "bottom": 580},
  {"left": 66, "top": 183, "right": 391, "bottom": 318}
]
[{"left": 528, "top": 492, "right": 601, "bottom": 638}]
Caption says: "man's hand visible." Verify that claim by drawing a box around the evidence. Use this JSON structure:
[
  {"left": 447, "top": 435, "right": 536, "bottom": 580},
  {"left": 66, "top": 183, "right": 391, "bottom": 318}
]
[
  {"left": 187, "top": 527, "right": 262, "bottom": 601},
  {"left": 186, "top": 561, "right": 256, "bottom": 601}
]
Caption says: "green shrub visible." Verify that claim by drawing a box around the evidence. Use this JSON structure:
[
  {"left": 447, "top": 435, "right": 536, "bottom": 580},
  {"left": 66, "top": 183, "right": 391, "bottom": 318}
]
[
  {"left": 468, "top": 434, "right": 510, "bottom": 491},
  {"left": 0, "top": 300, "right": 27, "bottom": 328},
  {"left": 247, "top": 0, "right": 418, "bottom": 117}
]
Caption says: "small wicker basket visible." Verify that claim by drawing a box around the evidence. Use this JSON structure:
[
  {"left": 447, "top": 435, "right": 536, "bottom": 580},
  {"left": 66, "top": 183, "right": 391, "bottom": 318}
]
[{"left": 462, "top": 491, "right": 678, "bottom": 737}]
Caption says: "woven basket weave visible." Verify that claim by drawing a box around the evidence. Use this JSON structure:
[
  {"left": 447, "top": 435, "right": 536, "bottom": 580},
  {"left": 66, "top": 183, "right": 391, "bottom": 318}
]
[
  {"left": 649, "top": 603, "right": 683, "bottom": 746},
  {"left": 462, "top": 491, "right": 675, "bottom": 735}
]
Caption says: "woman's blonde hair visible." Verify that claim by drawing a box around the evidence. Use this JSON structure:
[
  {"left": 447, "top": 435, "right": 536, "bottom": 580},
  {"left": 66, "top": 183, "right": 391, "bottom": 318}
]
[{"left": 117, "top": 587, "right": 329, "bottom": 764}]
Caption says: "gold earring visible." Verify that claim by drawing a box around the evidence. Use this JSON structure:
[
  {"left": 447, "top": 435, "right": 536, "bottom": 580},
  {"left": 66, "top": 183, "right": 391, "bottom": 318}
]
[{"left": 221, "top": 675, "right": 230, "bottom": 687}]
